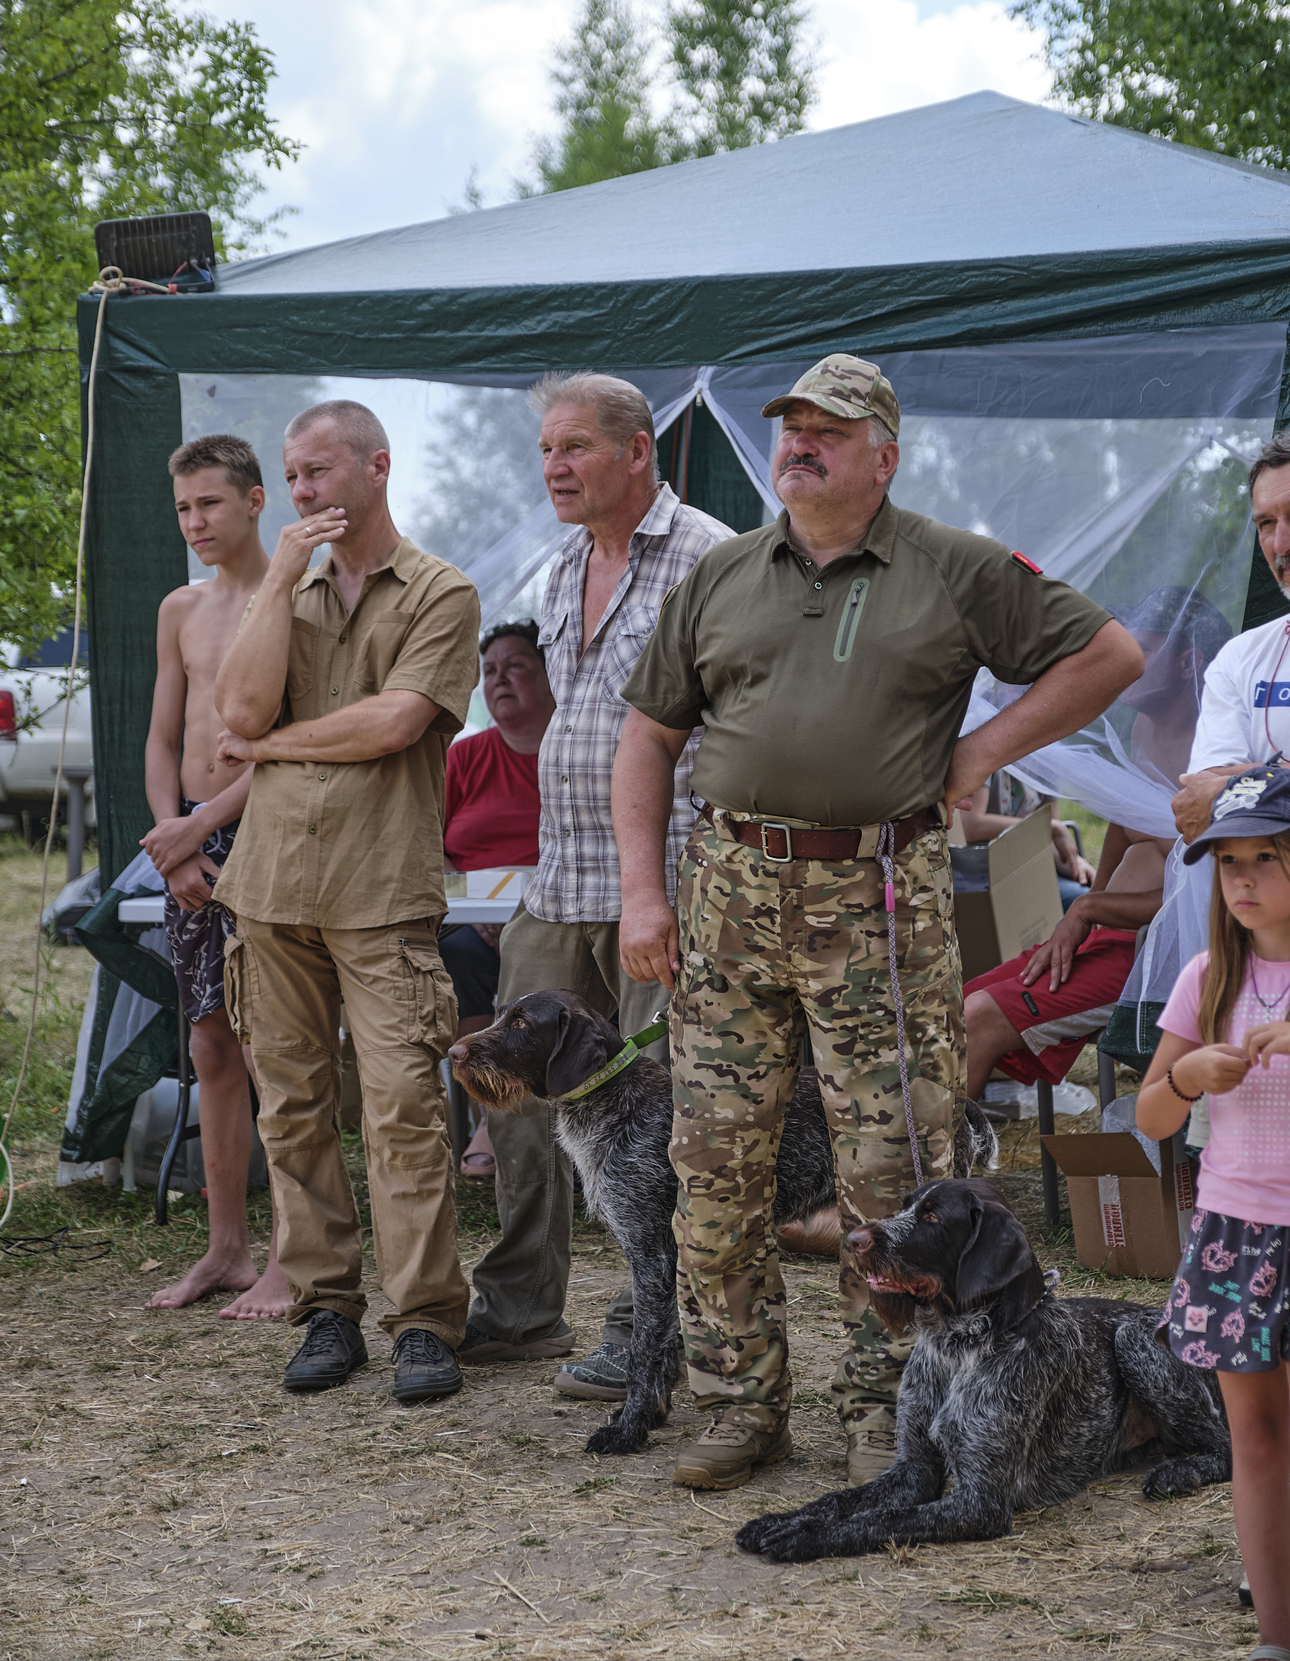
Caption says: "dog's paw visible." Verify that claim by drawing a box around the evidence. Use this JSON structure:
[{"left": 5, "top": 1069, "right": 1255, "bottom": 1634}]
[
  {"left": 736, "top": 1515, "right": 833, "bottom": 1563},
  {"left": 584, "top": 1423, "right": 648, "bottom": 1456},
  {"left": 734, "top": 1513, "right": 797, "bottom": 1556},
  {"left": 1141, "top": 1459, "right": 1201, "bottom": 1500}
]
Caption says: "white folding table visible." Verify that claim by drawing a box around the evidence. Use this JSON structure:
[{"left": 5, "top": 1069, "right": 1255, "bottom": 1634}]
[{"left": 116, "top": 892, "right": 519, "bottom": 1217}]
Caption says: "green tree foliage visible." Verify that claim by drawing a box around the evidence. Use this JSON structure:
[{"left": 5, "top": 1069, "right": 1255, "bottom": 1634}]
[
  {"left": 528, "top": 0, "right": 814, "bottom": 195},
  {"left": 533, "top": 0, "right": 665, "bottom": 194},
  {"left": 668, "top": 0, "right": 814, "bottom": 156},
  {"left": 0, "top": 0, "right": 299, "bottom": 655},
  {"left": 1011, "top": 0, "right": 1290, "bottom": 168}
]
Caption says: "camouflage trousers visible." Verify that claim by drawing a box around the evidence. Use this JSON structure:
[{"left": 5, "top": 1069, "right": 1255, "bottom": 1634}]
[{"left": 669, "top": 815, "right": 963, "bottom": 1431}]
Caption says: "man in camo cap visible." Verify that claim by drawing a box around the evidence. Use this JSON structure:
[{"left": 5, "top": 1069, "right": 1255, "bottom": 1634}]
[{"left": 611, "top": 352, "right": 1144, "bottom": 1492}]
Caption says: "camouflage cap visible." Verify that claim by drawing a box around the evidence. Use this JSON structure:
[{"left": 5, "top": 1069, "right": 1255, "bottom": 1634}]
[{"left": 761, "top": 353, "right": 901, "bottom": 438}]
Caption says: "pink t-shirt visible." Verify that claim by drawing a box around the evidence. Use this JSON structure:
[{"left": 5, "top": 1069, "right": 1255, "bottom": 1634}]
[{"left": 1159, "top": 950, "right": 1290, "bottom": 1226}]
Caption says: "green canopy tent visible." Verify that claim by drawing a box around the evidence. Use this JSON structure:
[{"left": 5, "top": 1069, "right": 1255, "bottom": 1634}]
[{"left": 79, "top": 87, "right": 1290, "bottom": 904}]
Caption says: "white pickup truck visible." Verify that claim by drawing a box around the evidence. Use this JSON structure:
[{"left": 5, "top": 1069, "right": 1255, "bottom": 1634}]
[{"left": 0, "top": 630, "right": 94, "bottom": 834}]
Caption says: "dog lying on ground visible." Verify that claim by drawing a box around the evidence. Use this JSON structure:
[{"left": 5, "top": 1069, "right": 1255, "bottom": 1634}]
[
  {"left": 449, "top": 989, "right": 997, "bottom": 1457},
  {"left": 736, "top": 1178, "right": 1232, "bottom": 1562}
]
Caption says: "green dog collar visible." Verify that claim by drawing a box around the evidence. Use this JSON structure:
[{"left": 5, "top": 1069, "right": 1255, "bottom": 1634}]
[{"left": 556, "top": 1013, "right": 669, "bottom": 1102}]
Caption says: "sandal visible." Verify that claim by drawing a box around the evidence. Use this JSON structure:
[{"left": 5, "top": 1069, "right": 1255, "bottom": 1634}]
[{"left": 459, "top": 1119, "right": 496, "bottom": 1181}]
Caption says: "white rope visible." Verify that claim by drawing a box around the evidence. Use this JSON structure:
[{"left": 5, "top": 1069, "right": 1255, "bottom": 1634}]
[{"left": 0, "top": 271, "right": 122, "bottom": 1228}]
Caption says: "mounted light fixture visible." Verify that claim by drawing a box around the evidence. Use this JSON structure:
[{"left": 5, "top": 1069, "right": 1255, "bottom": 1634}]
[{"left": 93, "top": 212, "right": 217, "bottom": 293}]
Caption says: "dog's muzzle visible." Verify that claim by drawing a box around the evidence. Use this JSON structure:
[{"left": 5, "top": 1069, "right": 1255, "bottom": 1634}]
[
  {"left": 850, "top": 1225, "right": 943, "bottom": 1304},
  {"left": 447, "top": 1038, "right": 527, "bottom": 1113}
]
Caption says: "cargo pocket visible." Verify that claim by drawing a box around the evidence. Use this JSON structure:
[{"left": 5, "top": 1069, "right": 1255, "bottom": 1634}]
[
  {"left": 397, "top": 937, "right": 458, "bottom": 1052},
  {"left": 223, "top": 933, "right": 256, "bottom": 1044}
]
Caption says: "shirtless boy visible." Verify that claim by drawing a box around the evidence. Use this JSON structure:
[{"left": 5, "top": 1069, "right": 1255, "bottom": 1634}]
[
  {"left": 141, "top": 434, "right": 288, "bottom": 1317},
  {"left": 963, "top": 584, "right": 1232, "bottom": 1096}
]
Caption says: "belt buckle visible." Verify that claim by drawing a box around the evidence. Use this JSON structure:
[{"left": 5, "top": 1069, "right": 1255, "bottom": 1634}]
[{"left": 760, "top": 821, "right": 794, "bottom": 862}]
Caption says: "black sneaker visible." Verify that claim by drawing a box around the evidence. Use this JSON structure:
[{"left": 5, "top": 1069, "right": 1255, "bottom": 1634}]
[
  {"left": 283, "top": 1310, "right": 368, "bottom": 1393},
  {"left": 392, "top": 1328, "right": 463, "bottom": 1403},
  {"left": 553, "top": 1342, "right": 629, "bottom": 1401}
]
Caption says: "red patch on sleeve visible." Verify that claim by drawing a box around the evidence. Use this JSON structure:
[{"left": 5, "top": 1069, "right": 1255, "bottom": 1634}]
[{"left": 1011, "top": 551, "right": 1043, "bottom": 576}]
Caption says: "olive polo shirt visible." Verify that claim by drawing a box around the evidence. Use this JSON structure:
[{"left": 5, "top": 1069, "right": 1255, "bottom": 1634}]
[
  {"left": 213, "top": 537, "right": 481, "bottom": 929},
  {"left": 620, "top": 499, "right": 1111, "bottom": 827}
]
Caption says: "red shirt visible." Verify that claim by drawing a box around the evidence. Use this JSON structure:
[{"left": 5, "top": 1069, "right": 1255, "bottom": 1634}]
[{"left": 443, "top": 726, "right": 541, "bottom": 871}]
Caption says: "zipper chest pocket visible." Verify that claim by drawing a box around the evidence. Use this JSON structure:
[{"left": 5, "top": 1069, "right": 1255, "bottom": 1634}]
[{"left": 833, "top": 578, "right": 870, "bottom": 663}]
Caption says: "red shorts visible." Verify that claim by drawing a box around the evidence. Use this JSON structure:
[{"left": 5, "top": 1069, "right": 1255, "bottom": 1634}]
[{"left": 965, "top": 928, "right": 1138, "bottom": 1087}]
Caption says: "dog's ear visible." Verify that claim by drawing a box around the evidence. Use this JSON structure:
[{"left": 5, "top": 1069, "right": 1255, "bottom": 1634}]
[
  {"left": 543, "top": 1003, "right": 614, "bottom": 1100},
  {"left": 955, "top": 1198, "right": 1046, "bottom": 1329}
]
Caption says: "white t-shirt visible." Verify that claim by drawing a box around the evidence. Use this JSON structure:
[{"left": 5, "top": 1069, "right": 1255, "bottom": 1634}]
[{"left": 1189, "top": 615, "right": 1290, "bottom": 770}]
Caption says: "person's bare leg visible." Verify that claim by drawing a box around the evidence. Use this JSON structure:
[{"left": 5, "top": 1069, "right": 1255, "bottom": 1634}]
[
  {"left": 221, "top": 1046, "right": 290, "bottom": 1318},
  {"left": 964, "top": 989, "right": 1026, "bottom": 1101},
  {"left": 1218, "top": 1365, "right": 1290, "bottom": 1650},
  {"left": 147, "top": 1011, "right": 259, "bottom": 1308}
]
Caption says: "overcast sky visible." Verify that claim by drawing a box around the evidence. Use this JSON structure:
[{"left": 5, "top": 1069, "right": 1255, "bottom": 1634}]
[{"left": 193, "top": 0, "right": 1052, "bottom": 255}]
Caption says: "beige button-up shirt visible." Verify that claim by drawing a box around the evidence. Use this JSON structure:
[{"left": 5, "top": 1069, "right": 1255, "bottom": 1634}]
[{"left": 214, "top": 537, "right": 481, "bottom": 929}]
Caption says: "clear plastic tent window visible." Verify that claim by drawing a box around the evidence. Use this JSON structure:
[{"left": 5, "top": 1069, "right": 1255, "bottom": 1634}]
[{"left": 181, "top": 323, "right": 1282, "bottom": 821}]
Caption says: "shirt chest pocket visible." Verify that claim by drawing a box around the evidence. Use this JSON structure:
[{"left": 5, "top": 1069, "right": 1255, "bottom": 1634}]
[
  {"left": 352, "top": 609, "right": 415, "bottom": 696},
  {"left": 537, "top": 611, "right": 568, "bottom": 655},
  {"left": 286, "top": 616, "right": 321, "bottom": 706},
  {"left": 601, "top": 604, "right": 655, "bottom": 703}
]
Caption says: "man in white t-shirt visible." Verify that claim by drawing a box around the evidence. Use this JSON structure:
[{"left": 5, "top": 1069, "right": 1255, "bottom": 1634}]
[{"left": 1174, "top": 431, "right": 1290, "bottom": 842}]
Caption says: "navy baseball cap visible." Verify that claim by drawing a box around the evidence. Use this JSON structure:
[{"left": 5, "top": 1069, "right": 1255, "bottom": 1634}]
[{"left": 1182, "top": 766, "right": 1290, "bottom": 864}]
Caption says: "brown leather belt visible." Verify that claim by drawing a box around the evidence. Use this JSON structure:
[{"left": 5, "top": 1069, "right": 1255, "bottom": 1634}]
[{"left": 699, "top": 802, "right": 941, "bottom": 863}]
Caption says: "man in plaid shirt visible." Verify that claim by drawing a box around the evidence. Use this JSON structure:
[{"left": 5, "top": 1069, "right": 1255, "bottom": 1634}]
[{"left": 459, "top": 373, "right": 733, "bottom": 1395}]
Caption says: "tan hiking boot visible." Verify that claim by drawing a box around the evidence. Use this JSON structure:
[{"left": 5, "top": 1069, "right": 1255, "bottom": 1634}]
[
  {"left": 846, "top": 1404, "right": 898, "bottom": 1485},
  {"left": 672, "top": 1415, "right": 793, "bottom": 1491}
]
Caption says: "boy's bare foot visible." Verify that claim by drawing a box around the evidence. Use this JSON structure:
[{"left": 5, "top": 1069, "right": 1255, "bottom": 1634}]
[
  {"left": 220, "top": 1260, "right": 292, "bottom": 1319},
  {"left": 145, "top": 1250, "right": 258, "bottom": 1310}
]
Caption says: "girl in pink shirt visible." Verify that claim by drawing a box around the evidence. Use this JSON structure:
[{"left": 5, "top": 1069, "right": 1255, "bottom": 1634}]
[{"left": 1138, "top": 766, "right": 1290, "bottom": 1661}]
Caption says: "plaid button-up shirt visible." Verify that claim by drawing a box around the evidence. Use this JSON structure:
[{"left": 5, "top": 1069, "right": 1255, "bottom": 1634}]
[{"left": 525, "top": 483, "right": 733, "bottom": 924}]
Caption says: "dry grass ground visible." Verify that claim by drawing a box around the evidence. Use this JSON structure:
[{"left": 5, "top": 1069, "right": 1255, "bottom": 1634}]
[{"left": 0, "top": 839, "right": 1256, "bottom": 1661}]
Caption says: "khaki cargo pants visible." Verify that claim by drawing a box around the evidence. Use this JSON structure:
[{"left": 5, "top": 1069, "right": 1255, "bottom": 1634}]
[
  {"left": 225, "top": 916, "right": 470, "bottom": 1343},
  {"left": 669, "top": 817, "right": 962, "bottom": 1430}
]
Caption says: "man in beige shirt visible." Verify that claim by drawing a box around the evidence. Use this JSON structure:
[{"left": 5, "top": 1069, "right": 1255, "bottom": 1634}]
[{"left": 214, "top": 399, "right": 480, "bottom": 1402}]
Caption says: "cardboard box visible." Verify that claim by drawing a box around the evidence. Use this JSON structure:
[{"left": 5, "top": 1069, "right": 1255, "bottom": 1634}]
[
  {"left": 1041, "top": 1131, "right": 1197, "bottom": 1280},
  {"left": 951, "top": 804, "right": 1064, "bottom": 982}
]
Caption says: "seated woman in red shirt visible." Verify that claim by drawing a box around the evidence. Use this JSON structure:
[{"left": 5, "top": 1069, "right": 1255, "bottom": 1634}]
[{"left": 441, "top": 620, "right": 554, "bottom": 1177}]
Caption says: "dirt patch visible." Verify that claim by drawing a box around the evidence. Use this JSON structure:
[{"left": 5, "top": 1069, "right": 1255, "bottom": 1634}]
[
  {"left": 0, "top": 842, "right": 1252, "bottom": 1660},
  {"left": 3, "top": 1160, "right": 1253, "bottom": 1661}
]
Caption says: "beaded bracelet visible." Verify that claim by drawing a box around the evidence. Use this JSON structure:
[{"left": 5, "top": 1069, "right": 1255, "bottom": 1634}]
[{"left": 1167, "top": 1066, "right": 1203, "bottom": 1105}]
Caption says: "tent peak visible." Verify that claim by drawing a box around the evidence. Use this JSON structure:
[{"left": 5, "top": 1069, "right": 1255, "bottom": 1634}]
[{"left": 217, "top": 92, "right": 1290, "bottom": 298}]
